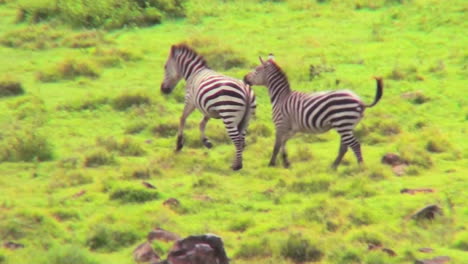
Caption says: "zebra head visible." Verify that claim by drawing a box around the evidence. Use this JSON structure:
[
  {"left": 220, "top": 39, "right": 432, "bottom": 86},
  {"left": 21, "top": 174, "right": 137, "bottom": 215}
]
[
  {"left": 243, "top": 55, "right": 274, "bottom": 86},
  {"left": 161, "top": 45, "right": 184, "bottom": 94}
]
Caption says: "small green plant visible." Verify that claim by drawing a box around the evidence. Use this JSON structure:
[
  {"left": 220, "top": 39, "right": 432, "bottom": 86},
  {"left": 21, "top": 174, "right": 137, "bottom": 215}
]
[
  {"left": 86, "top": 225, "right": 139, "bottom": 252},
  {"left": 122, "top": 166, "right": 151, "bottom": 179},
  {"left": 235, "top": 238, "right": 272, "bottom": 259},
  {"left": 0, "top": 128, "right": 53, "bottom": 162},
  {"left": 109, "top": 187, "right": 159, "bottom": 203},
  {"left": 281, "top": 234, "right": 323, "bottom": 262},
  {"left": 112, "top": 93, "right": 151, "bottom": 111},
  {"left": 42, "top": 245, "right": 98, "bottom": 264},
  {"left": 37, "top": 58, "right": 100, "bottom": 82},
  {"left": 84, "top": 149, "right": 116, "bottom": 167},
  {"left": 96, "top": 137, "right": 146, "bottom": 156},
  {"left": 125, "top": 120, "right": 147, "bottom": 134},
  {"left": 229, "top": 218, "right": 254, "bottom": 232},
  {"left": 289, "top": 178, "right": 331, "bottom": 193},
  {"left": 152, "top": 122, "right": 178, "bottom": 137}
]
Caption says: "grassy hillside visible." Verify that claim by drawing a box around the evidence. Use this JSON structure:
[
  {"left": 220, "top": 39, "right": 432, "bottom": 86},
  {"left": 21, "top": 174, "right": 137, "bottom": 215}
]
[{"left": 0, "top": 0, "right": 467, "bottom": 263}]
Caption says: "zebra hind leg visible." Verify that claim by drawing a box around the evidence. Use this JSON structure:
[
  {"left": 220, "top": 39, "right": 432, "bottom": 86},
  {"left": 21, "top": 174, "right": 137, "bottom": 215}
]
[
  {"left": 281, "top": 141, "right": 291, "bottom": 168},
  {"left": 199, "top": 116, "right": 213, "bottom": 148},
  {"left": 331, "top": 140, "right": 348, "bottom": 169},
  {"left": 176, "top": 103, "right": 196, "bottom": 152},
  {"left": 269, "top": 135, "right": 282, "bottom": 167},
  {"left": 224, "top": 121, "right": 244, "bottom": 171}
]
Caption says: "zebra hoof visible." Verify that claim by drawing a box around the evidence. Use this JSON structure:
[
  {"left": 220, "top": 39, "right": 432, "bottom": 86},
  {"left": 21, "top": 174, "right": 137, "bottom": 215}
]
[
  {"left": 283, "top": 162, "right": 291, "bottom": 169},
  {"left": 231, "top": 164, "right": 243, "bottom": 171},
  {"left": 202, "top": 139, "right": 213, "bottom": 149},
  {"left": 268, "top": 162, "right": 276, "bottom": 167},
  {"left": 176, "top": 136, "right": 184, "bottom": 151}
]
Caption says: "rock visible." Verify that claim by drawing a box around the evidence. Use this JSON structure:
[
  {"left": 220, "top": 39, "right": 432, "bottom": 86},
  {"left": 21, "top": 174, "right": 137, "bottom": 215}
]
[
  {"left": 3, "top": 241, "right": 24, "bottom": 250},
  {"left": 134, "top": 241, "right": 160, "bottom": 264},
  {"left": 142, "top": 181, "right": 157, "bottom": 189},
  {"left": 368, "top": 244, "right": 396, "bottom": 257},
  {"left": 163, "top": 198, "right": 180, "bottom": 208},
  {"left": 167, "top": 234, "right": 229, "bottom": 264},
  {"left": 418, "top": 248, "right": 433, "bottom": 253},
  {"left": 415, "top": 256, "right": 450, "bottom": 264},
  {"left": 382, "top": 248, "right": 397, "bottom": 257},
  {"left": 409, "top": 204, "right": 443, "bottom": 221},
  {"left": 401, "top": 188, "right": 435, "bottom": 195},
  {"left": 381, "top": 153, "right": 405, "bottom": 166},
  {"left": 148, "top": 228, "right": 181, "bottom": 243}
]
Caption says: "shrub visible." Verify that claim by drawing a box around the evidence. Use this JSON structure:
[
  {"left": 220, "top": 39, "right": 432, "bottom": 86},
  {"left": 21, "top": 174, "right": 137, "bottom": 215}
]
[
  {"left": 229, "top": 218, "right": 254, "bottom": 232},
  {"left": 125, "top": 120, "right": 147, "bottom": 134},
  {"left": 109, "top": 187, "right": 159, "bottom": 203},
  {"left": 52, "top": 209, "right": 81, "bottom": 221},
  {"left": 122, "top": 166, "right": 151, "bottom": 179},
  {"left": 37, "top": 58, "right": 100, "bottom": 82},
  {"left": 0, "top": 128, "right": 53, "bottom": 162},
  {"left": 192, "top": 176, "right": 217, "bottom": 189},
  {"left": 453, "top": 232, "right": 468, "bottom": 251},
  {"left": 153, "top": 122, "right": 178, "bottom": 137},
  {"left": 0, "top": 25, "right": 63, "bottom": 50},
  {"left": 235, "top": 238, "right": 272, "bottom": 259},
  {"left": 84, "top": 149, "right": 116, "bottom": 167},
  {"left": 112, "top": 93, "right": 151, "bottom": 111},
  {"left": 62, "top": 30, "right": 110, "bottom": 48},
  {"left": 96, "top": 137, "right": 146, "bottom": 156},
  {"left": 49, "top": 170, "right": 93, "bottom": 189},
  {"left": 57, "top": 97, "right": 110, "bottom": 111},
  {"left": 289, "top": 178, "right": 331, "bottom": 193},
  {"left": 401, "top": 91, "right": 430, "bottom": 105},
  {"left": 93, "top": 47, "right": 141, "bottom": 67},
  {"left": 86, "top": 225, "right": 138, "bottom": 252},
  {"left": 0, "top": 78, "right": 24, "bottom": 97},
  {"left": 280, "top": 234, "right": 323, "bottom": 262},
  {"left": 42, "top": 245, "right": 98, "bottom": 264}
]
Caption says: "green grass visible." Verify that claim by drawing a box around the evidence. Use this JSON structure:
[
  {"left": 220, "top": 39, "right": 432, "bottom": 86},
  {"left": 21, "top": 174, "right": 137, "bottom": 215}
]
[{"left": 0, "top": 0, "right": 467, "bottom": 263}]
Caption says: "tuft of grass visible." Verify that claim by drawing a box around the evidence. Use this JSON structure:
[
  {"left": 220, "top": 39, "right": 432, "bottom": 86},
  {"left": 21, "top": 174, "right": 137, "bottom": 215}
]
[
  {"left": 401, "top": 91, "right": 430, "bottom": 104},
  {"left": 86, "top": 225, "right": 139, "bottom": 252},
  {"left": 93, "top": 47, "right": 141, "bottom": 67},
  {"left": 112, "top": 93, "right": 151, "bottom": 111},
  {"left": 235, "top": 238, "right": 272, "bottom": 259},
  {"left": 0, "top": 25, "right": 63, "bottom": 50},
  {"left": 109, "top": 187, "right": 159, "bottom": 203},
  {"left": 122, "top": 165, "right": 151, "bottom": 179},
  {"left": 125, "top": 120, "right": 147, "bottom": 134},
  {"left": 52, "top": 209, "right": 81, "bottom": 222},
  {"left": 229, "top": 217, "right": 254, "bottom": 232},
  {"left": 0, "top": 128, "right": 53, "bottom": 162},
  {"left": 387, "top": 64, "right": 422, "bottom": 81},
  {"left": 96, "top": 137, "right": 146, "bottom": 156},
  {"left": 280, "top": 234, "right": 324, "bottom": 262},
  {"left": 453, "top": 232, "right": 468, "bottom": 251},
  {"left": 57, "top": 97, "right": 110, "bottom": 111},
  {"left": 41, "top": 245, "right": 98, "bottom": 264},
  {"left": 37, "top": 58, "right": 100, "bottom": 82},
  {"left": 0, "top": 77, "right": 24, "bottom": 97},
  {"left": 62, "top": 30, "right": 111, "bottom": 48},
  {"left": 289, "top": 178, "right": 331, "bottom": 193},
  {"left": 152, "top": 122, "right": 178, "bottom": 137},
  {"left": 49, "top": 170, "right": 93, "bottom": 189},
  {"left": 84, "top": 149, "right": 116, "bottom": 167},
  {"left": 186, "top": 36, "right": 249, "bottom": 70}
]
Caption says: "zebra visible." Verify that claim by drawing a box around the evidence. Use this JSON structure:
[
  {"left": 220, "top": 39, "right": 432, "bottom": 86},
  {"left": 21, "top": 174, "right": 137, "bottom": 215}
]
[
  {"left": 161, "top": 44, "right": 256, "bottom": 170},
  {"left": 243, "top": 56, "right": 383, "bottom": 169}
]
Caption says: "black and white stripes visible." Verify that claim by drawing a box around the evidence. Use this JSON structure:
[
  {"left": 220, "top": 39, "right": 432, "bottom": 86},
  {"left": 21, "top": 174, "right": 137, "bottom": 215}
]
[
  {"left": 244, "top": 57, "right": 382, "bottom": 168},
  {"left": 161, "top": 44, "right": 256, "bottom": 170}
]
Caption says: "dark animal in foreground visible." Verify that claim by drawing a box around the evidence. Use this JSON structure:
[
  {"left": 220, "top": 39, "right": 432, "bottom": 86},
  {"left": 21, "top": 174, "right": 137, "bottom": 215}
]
[
  {"left": 133, "top": 242, "right": 160, "bottom": 264},
  {"left": 161, "top": 44, "right": 256, "bottom": 170},
  {"left": 244, "top": 56, "right": 383, "bottom": 168},
  {"left": 166, "top": 234, "right": 229, "bottom": 264}
]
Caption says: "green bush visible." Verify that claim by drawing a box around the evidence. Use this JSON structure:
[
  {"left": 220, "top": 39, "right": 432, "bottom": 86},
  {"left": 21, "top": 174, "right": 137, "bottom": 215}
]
[
  {"left": 57, "top": 97, "right": 110, "bottom": 111},
  {"left": 109, "top": 187, "right": 159, "bottom": 203},
  {"left": 125, "top": 120, "right": 147, "bottom": 134},
  {"left": 0, "top": 78, "right": 24, "bottom": 97},
  {"left": 42, "top": 245, "right": 98, "bottom": 264},
  {"left": 112, "top": 93, "right": 151, "bottom": 110},
  {"left": 235, "top": 238, "right": 272, "bottom": 259},
  {"left": 93, "top": 47, "right": 141, "bottom": 67},
  {"left": 0, "top": 128, "right": 53, "bottom": 162},
  {"left": 96, "top": 136, "right": 146, "bottom": 156},
  {"left": 281, "top": 234, "right": 323, "bottom": 262},
  {"left": 289, "top": 178, "right": 331, "bottom": 193},
  {"left": 62, "top": 30, "right": 110, "bottom": 48},
  {"left": 229, "top": 218, "right": 254, "bottom": 232},
  {"left": 86, "top": 225, "right": 138, "bottom": 252},
  {"left": 0, "top": 25, "right": 63, "bottom": 50},
  {"left": 153, "top": 122, "right": 178, "bottom": 137}
]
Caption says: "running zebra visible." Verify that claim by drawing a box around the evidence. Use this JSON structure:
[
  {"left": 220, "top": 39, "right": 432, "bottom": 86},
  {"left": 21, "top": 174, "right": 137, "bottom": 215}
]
[
  {"left": 161, "top": 44, "right": 256, "bottom": 170},
  {"left": 243, "top": 56, "right": 383, "bottom": 169}
]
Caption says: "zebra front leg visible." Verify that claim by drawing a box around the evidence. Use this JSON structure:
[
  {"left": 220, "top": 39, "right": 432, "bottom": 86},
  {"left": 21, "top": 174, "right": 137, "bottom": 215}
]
[
  {"left": 175, "top": 103, "right": 196, "bottom": 152},
  {"left": 337, "top": 131, "right": 363, "bottom": 166},
  {"left": 199, "top": 116, "right": 213, "bottom": 148},
  {"left": 269, "top": 134, "right": 282, "bottom": 167},
  {"left": 281, "top": 141, "right": 291, "bottom": 168},
  {"left": 331, "top": 140, "right": 348, "bottom": 169}
]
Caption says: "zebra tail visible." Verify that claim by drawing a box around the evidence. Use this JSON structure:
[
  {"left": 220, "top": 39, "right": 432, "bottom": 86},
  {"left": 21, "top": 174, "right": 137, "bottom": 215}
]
[
  {"left": 365, "top": 77, "right": 383, "bottom": 108},
  {"left": 237, "top": 84, "right": 252, "bottom": 133}
]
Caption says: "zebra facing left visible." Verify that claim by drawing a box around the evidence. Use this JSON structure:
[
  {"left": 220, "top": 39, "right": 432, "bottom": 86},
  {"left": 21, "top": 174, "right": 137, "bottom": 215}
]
[{"left": 161, "top": 44, "right": 256, "bottom": 170}]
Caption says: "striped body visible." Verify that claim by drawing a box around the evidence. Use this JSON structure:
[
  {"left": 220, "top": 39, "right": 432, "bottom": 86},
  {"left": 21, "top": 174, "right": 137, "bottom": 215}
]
[
  {"left": 161, "top": 44, "right": 256, "bottom": 170},
  {"left": 244, "top": 58, "right": 382, "bottom": 168}
]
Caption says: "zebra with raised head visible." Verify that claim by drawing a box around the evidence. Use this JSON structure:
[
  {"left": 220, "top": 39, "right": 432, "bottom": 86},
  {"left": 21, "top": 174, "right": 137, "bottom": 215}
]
[
  {"left": 243, "top": 56, "right": 383, "bottom": 169},
  {"left": 161, "top": 44, "right": 256, "bottom": 170}
]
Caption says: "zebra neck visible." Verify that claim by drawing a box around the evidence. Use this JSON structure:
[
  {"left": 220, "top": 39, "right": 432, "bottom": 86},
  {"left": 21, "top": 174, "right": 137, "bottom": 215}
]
[
  {"left": 267, "top": 80, "right": 291, "bottom": 107},
  {"left": 181, "top": 62, "right": 207, "bottom": 80}
]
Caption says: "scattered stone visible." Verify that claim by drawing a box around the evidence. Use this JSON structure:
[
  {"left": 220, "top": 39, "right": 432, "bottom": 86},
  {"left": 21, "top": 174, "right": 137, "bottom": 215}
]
[
  {"left": 392, "top": 164, "right": 407, "bottom": 176},
  {"left": 415, "top": 256, "right": 450, "bottom": 264},
  {"left": 133, "top": 241, "right": 160, "bottom": 264},
  {"left": 418, "top": 247, "right": 434, "bottom": 253},
  {"left": 409, "top": 204, "right": 443, "bottom": 221},
  {"left": 368, "top": 244, "right": 396, "bottom": 257},
  {"left": 381, "top": 153, "right": 405, "bottom": 166},
  {"left": 148, "top": 228, "right": 181, "bottom": 243},
  {"left": 382, "top": 248, "right": 397, "bottom": 257},
  {"left": 142, "top": 181, "right": 157, "bottom": 189},
  {"left": 163, "top": 198, "right": 180, "bottom": 208},
  {"left": 167, "top": 234, "right": 229, "bottom": 264},
  {"left": 72, "top": 190, "right": 86, "bottom": 198},
  {"left": 401, "top": 188, "right": 435, "bottom": 195},
  {"left": 3, "top": 241, "right": 24, "bottom": 250}
]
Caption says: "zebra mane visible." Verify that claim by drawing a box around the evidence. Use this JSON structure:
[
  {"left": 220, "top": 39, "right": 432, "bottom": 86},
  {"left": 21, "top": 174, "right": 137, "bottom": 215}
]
[
  {"left": 171, "top": 44, "right": 209, "bottom": 68},
  {"left": 266, "top": 59, "right": 291, "bottom": 88}
]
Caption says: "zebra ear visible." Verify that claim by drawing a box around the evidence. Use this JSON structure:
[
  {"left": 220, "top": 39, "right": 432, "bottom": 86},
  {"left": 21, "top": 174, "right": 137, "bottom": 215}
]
[
  {"left": 259, "top": 56, "right": 264, "bottom": 64},
  {"left": 170, "top": 45, "right": 177, "bottom": 56},
  {"left": 268, "top": 53, "right": 275, "bottom": 60}
]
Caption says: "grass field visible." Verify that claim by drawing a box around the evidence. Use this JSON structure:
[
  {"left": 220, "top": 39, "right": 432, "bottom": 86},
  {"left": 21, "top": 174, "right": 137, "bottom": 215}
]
[{"left": 0, "top": 0, "right": 467, "bottom": 263}]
